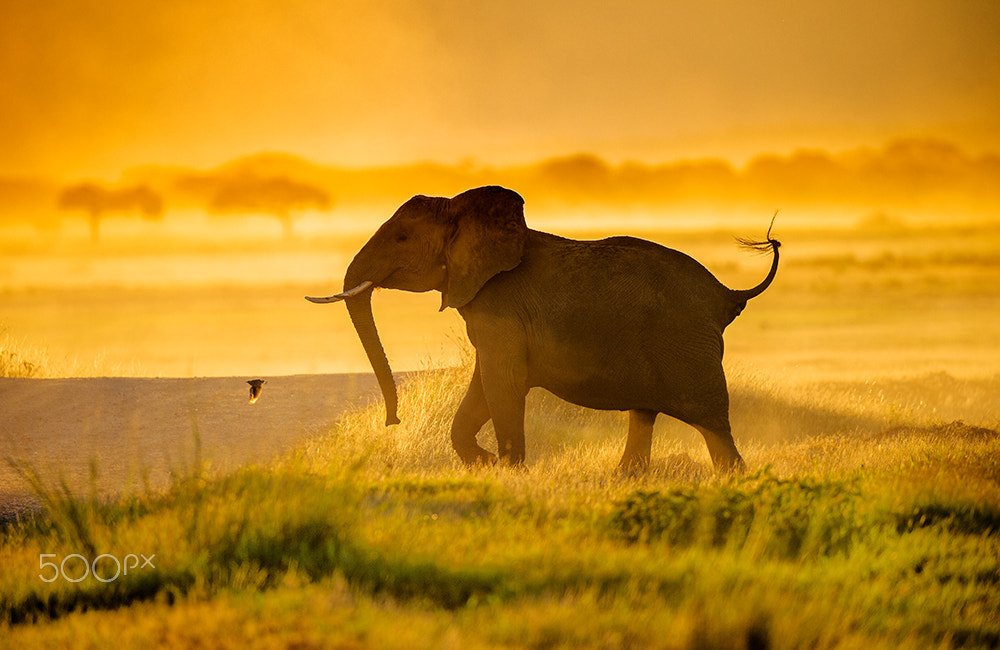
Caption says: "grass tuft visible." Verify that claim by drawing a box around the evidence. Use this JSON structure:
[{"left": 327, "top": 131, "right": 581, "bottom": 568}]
[{"left": 0, "top": 326, "right": 46, "bottom": 378}]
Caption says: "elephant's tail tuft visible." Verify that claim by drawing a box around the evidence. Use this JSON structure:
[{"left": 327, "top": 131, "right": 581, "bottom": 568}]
[
  {"left": 735, "top": 210, "right": 781, "bottom": 255},
  {"left": 730, "top": 212, "right": 781, "bottom": 306}
]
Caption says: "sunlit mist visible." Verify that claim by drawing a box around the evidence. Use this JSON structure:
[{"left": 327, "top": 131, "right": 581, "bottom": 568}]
[
  {"left": 2, "top": 1, "right": 999, "bottom": 176},
  {"left": 1, "top": 1, "right": 998, "bottom": 381}
]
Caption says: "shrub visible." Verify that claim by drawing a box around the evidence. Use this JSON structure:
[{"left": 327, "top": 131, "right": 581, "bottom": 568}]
[{"left": 609, "top": 471, "right": 872, "bottom": 559}]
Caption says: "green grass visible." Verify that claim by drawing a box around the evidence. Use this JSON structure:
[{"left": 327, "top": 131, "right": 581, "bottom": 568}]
[{"left": 2, "top": 359, "right": 999, "bottom": 648}]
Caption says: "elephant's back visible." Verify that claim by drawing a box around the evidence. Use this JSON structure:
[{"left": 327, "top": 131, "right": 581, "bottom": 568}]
[
  {"left": 520, "top": 231, "right": 730, "bottom": 308},
  {"left": 471, "top": 230, "right": 734, "bottom": 332}
]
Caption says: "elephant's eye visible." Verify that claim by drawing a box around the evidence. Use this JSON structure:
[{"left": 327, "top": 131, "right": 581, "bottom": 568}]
[{"left": 395, "top": 232, "right": 409, "bottom": 243}]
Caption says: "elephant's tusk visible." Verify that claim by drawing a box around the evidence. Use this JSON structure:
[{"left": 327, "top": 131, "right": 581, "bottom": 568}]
[{"left": 305, "top": 280, "right": 374, "bottom": 303}]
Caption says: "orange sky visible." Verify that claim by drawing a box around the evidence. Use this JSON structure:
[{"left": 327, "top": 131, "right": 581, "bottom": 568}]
[{"left": 3, "top": 0, "right": 999, "bottom": 178}]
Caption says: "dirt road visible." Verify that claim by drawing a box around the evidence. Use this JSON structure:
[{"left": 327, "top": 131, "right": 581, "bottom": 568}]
[{"left": 0, "top": 374, "right": 389, "bottom": 522}]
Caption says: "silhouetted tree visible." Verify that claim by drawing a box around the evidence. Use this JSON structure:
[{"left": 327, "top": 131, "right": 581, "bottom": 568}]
[
  {"left": 206, "top": 175, "right": 332, "bottom": 238},
  {"left": 58, "top": 183, "right": 164, "bottom": 242},
  {"left": 536, "top": 154, "right": 613, "bottom": 199}
]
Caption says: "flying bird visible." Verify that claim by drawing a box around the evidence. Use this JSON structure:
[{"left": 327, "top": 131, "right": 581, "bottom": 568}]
[{"left": 247, "top": 379, "right": 266, "bottom": 404}]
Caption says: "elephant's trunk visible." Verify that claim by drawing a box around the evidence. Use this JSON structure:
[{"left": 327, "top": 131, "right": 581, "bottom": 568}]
[{"left": 343, "top": 266, "right": 400, "bottom": 426}]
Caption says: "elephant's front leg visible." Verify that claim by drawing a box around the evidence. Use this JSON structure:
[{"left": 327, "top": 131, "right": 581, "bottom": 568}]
[
  {"left": 478, "top": 351, "right": 529, "bottom": 466},
  {"left": 450, "top": 356, "right": 497, "bottom": 467}
]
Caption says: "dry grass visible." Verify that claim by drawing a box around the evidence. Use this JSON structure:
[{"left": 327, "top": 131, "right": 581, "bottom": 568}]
[
  {"left": 0, "top": 327, "right": 46, "bottom": 378},
  {"left": 0, "top": 324, "right": 144, "bottom": 378}
]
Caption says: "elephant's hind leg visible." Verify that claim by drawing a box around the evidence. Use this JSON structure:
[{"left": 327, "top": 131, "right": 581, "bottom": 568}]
[
  {"left": 677, "top": 363, "right": 746, "bottom": 474},
  {"left": 692, "top": 419, "right": 746, "bottom": 474},
  {"left": 619, "top": 409, "right": 656, "bottom": 472},
  {"left": 450, "top": 358, "right": 496, "bottom": 467}
]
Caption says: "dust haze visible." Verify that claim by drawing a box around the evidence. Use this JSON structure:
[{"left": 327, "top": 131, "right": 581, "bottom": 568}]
[
  {"left": 1, "top": 1, "right": 997, "bottom": 422},
  {"left": 1, "top": 139, "right": 998, "bottom": 391}
]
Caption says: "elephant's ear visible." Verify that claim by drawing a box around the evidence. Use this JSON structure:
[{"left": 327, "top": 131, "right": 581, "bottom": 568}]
[{"left": 443, "top": 186, "right": 527, "bottom": 309}]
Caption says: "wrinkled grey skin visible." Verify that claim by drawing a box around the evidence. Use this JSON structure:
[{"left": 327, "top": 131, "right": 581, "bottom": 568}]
[{"left": 307, "top": 186, "right": 780, "bottom": 473}]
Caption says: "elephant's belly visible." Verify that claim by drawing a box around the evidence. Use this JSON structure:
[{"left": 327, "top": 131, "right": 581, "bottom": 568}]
[
  {"left": 524, "top": 326, "right": 722, "bottom": 414},
  {"left": 526, "top": 348, "right": 674, "bottom": 412},
  {"left": 539, "top": 379, "right": 640, "bottom": 411}
]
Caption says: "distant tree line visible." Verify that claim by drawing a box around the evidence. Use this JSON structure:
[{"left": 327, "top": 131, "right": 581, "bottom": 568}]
[
  {"left": 51, "top": 172, "right": 332, "bottom": 242},
  {"left": 1, "top": 138, "right": 998, "bottom": 240},
  {"left": 57, "top": 183, "right": 164, "bottom": 243}
]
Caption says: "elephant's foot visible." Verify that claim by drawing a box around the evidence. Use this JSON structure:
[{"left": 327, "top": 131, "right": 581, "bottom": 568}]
[
  {"left": 692, "top": 424, "right": 747, "bottom": 476},
  {"left": 497, "top": 452, "right": 527, "bottom": 469},
  {"left": 617, "top": 453, "right": 650, "bottom": 476},
  {"left": 704, "top": 448, "right": 746, "bottom": 475},
  {"left": 715, "top": 455, "right": 747, "bottom": 476},
  {"left": 496, "top": 439, "right": 526, "bottom": 468},
  {"left": 454, "top": 444, "right": 497, "bottom": 468}
]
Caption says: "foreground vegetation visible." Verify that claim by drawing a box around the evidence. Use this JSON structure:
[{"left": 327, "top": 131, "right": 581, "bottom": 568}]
[{"left": 2, "top": 360, "right": 998, "bottom": 648}]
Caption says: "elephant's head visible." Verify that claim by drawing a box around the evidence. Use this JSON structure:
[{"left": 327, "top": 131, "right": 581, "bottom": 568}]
[{"left": 306, "top": 186, "right": 527, "bottom": 425}]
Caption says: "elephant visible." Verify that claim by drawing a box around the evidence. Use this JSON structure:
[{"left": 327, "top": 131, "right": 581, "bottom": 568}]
[{"left": 307, "top": 186, "right": 780, "bottom": 473}]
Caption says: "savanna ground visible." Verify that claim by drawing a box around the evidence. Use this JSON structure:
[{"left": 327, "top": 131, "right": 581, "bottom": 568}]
[{"left": 1, "top": 215, "right": 999, "bottom": 648}]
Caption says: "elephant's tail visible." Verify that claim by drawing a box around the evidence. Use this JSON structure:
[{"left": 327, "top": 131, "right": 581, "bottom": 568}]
[{"left": 727, "top": 214, "right": 781, "bottom": 316}]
